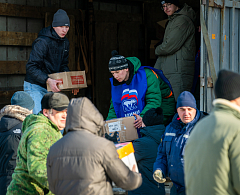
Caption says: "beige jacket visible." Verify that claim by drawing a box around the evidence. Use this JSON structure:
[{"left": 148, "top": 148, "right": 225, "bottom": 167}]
[{"left": 47, "top": 97, "right": 142, "bottom": 195}]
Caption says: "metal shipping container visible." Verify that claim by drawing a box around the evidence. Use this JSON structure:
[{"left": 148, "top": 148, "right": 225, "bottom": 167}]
[{"left": 200, "top": 0, "right": 240, "bottom": 112}]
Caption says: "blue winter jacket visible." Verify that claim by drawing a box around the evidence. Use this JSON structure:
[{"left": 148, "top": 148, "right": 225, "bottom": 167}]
[{"left": 153, "top": 110, "right": 207, "bottom": 193}]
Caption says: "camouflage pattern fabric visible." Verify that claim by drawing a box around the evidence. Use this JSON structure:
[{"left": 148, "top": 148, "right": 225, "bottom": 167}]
[{"left": 7, "top": 113, "right": 62, "bottom": 195}]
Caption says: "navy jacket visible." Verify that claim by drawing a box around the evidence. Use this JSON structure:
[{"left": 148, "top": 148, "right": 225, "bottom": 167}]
[
  {"left": 25, "top": 25, "right": 70, "bottom": 89},
  {"left": 129, "top": 124, "right": 166, "bottom": 195},
  {"left": 0, "top": 116, "right": 22, "bottom": 195},
  {"left": 153, "top": 110, "right": 207, "bottom": 193}
]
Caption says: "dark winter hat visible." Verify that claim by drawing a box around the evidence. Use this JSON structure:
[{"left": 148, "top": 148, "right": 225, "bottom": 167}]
[
  {"left": 215, "top": 69, "right": 240, "bottom": 100},
  {"left": 142, "top": 107, "right": 164, "bottom": 126},
  {"left": 176, "top": 91, "right": 197, "bottom": 109},
  {"left": 52, "top": 9, "right": 70, "bottom": 27},
  {"left": 161, "top": 0, "right": 180, "bottom": 7},
  {"left": 11, "top": 91, "right": 35, "bottom": 110},
  {"left": 41, "top": 92, "right": 69, "bottom": 111},
  {"left": 108, "top": 50, "right": 128, "bottom": 71}
]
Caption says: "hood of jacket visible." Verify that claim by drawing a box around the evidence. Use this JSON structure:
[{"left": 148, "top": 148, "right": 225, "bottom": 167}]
[
  {"left": 0, "top": 105, "right": 32, "bottom": 133},
  {"left": 0, "top": 116, "right": 21, "bottom": 133},
  {"left": 213, "top": 98, "right": 240, "bottom": 119},
  {"left": 65, "top": 97, "right": 104, "bottom": 135},
  {"left": 38, "top": 25, "right": 66, "bottom": 41},
  {"left": 126, "top": 57, "right": 142, "bottom": 74},
  {"left": 140, "top": 124, "right": 165, "bottom": 144},
  {"left": 169, "top": 3, "right": 196, "bottom": 23}
]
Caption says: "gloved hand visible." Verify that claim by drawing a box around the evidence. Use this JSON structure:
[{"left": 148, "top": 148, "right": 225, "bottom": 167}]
[
  {"left": 153, "top": 169, "right": 166, "bottom": 183},
  {"left": 105, "top": 132, "right": 118, "bottom": 143}
]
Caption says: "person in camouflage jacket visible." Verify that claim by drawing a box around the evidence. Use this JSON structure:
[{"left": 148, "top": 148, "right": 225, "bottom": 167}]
[{"left": 7, "top": 92, "right": 69, "bottom": 195}]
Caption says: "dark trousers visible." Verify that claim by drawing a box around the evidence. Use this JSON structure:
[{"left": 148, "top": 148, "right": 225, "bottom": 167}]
[{"left": 170, "top": 184, "right": 186, "bottom": 195}]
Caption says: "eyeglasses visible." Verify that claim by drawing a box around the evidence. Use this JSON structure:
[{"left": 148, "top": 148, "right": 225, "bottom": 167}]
[{"left": 161, "top": 3, "right": 172, "bottom": 10}]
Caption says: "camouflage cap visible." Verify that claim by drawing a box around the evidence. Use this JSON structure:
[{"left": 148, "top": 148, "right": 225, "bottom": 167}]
[{"left": 41, "top": 92, "right": 69, "bottom": 111}]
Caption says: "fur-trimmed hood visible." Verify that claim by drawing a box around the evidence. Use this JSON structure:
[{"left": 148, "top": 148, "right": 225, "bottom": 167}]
[
  {"left": 0, "top": 105, "right": 32, "bottom": 122},
  {"left": 0, "top": 105, "right": 32, "bottom": 133}
]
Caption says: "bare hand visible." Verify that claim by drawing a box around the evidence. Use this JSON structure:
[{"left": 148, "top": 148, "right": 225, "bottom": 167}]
[
  {"left": 132, "top": 164, "right": 136, "bottom": 172},
  {"left": 72, "top": 89, "right": 79, "bottom": 95},
  {"left": 133, "top": 114, "right": 142, "bottom": 129},
  {"left": 47, "top": 78, "right": 61, "bottom": 92}
]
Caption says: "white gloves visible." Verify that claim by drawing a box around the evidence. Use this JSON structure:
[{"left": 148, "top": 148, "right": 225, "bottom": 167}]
[{"left": 153, "top": 169, "right": 166, "bottom": 183}]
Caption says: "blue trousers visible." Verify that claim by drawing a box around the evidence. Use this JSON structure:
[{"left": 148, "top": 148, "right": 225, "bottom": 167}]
[
  {"left": 24, "top": 81, "right": 48, "bottom": 114},
  {"left": 170, "top": 184, "right": 186, "bottom": 195}
]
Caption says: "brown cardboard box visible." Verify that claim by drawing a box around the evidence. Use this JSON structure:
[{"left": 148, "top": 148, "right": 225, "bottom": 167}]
[
  {"left": 156, "top": 19, "right": 168, "bottom": 40},
  {"left": 150, "top": 40, "right": 160, "bottom": 59},
  {"left": 157, "top": 19, "right": 168, "bottom": 29},
  {"left": 104, "top": 116, "right": 138, "bottom": 143},
  {"left": 47, "top": 71, "right": 87, "bottom": 91}
]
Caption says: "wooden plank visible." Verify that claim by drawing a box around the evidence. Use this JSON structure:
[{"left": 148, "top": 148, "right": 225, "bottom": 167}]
[
  {"left": 0, "top": 31, "right": 37, "bottom": 46},
  {"left": 0, "top": 3, "right": 84, "bottom": 21},
  {"left": 0, "top": 61, "right": 26, "bottom": 74},
  {"left": 0, "top": 91, "right": 15, "bottom": 106},
  {"left": 95, "top": 22, "right": 118, "bottom": 119},
  {"left": 67, "top": 15, "right": 76, "bottom": 71},
  {"left": 94, "top": 10, "right": 142, "bottom": 23}
]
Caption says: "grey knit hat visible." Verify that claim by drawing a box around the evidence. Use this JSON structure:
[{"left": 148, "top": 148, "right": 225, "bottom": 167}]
[
  {"left": 11, "top": 91, "right": 35, "bottom": 110},
  {"left": 108, "top": 50, "right": 128, "bottom": 71},
  {"left": 52, "top": 9, "right": 70, "bottom": 27}
]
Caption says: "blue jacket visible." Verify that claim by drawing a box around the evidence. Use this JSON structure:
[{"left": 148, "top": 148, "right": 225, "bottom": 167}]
[
  {"left": 129, "top": 124, "right": 166, "bottom": 195},
  {"left": 153, "top": 110, "right": 207, "bottom": 193}
]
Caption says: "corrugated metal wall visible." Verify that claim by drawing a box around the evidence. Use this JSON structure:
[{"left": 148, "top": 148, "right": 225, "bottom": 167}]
[{"left": 200, "top": 0, "right": 240, "bottom": 112}]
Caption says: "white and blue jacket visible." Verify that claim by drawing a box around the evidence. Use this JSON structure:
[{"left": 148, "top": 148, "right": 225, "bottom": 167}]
[{"left": 153, "top": 109, "right": 207, "bottom": 193}]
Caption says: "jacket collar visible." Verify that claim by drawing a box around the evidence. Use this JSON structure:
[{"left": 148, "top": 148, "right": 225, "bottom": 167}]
[{"left": 213, "top": 99, "right": 240, "bottom": 118}]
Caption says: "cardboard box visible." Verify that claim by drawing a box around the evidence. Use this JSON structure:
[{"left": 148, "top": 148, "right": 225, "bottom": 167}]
[
  {"left": 115, "top": 142, "right": 139, "bottom": 173},
  {"left": 104, "top": 116, "right": 138, "bottom": 143},
  {"left": 47, "top": 71, "right": 87, "bottom": 91},
  {"left": 150, "top": 40, "right": 160, "bottom": 59},
  {"left": 157, "top": 19, "right": 168, "bottom": 29},
  {"left": 156, "top": 19, "right": 168, "bottom": 40}
]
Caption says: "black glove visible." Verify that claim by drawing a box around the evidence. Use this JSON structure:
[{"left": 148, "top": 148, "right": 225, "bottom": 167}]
[{"left": 105, "top": 132, "right": 118, "bottom": 143}]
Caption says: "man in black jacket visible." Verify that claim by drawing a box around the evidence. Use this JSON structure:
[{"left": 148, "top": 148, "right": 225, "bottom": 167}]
[
  {"left": 0, "top": 91, "right": 34, "bottom": 195},
  {"left": 24, "top": 9, "right": 78, "bottom": 114}
]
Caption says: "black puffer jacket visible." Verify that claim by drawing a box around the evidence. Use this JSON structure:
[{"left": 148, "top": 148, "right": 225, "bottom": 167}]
[
  {"left": 0, "top": 116, "right": 22, "bottom": 195},
  {"left": 25, "top": 25, "right": 70, "bottom": 89}
]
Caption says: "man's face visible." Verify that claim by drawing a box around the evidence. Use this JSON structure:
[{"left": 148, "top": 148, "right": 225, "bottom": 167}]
[
  {"left": 110, "top": 69, "right": 129, "bottom": 83},
  {"left": 177, "top": 107, "right": 196, "bottom": 124},
  {"left": 44, "top": 109, "right": 67, "bottom": 130},
  {"left": 162, "top": 3, "right": 179, "bottom": 16},
  {"left": 53, "top": 26, "right": 69, "bottom": 38}
]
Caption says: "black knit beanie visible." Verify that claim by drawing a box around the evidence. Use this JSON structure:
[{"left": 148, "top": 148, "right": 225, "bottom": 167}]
[
  {"left": 108, "top": 50, "right": 128, "bottom": 71},
  {"left": 142, "top": 107, "right": 164, "bottom": 126},
  {"left": 52, "top": 9, "right": 70, "bottom": 27},
  {"left": 215, "top": 69, "right": 240, "bottom": 100},
  {"left": 161, "top": 0, "right": 181, "bottom": 7}
]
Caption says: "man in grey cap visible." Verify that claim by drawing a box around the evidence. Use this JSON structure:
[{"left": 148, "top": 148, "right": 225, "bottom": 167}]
[
  {"left": 24, "top": 9, "right": 78, "bottom": 114},
  {"left": 7, "top": 92, "right": 69, "bottom": 195},
  {"left": 0, "top": 91, "right": 34, "bottom": 194}
]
